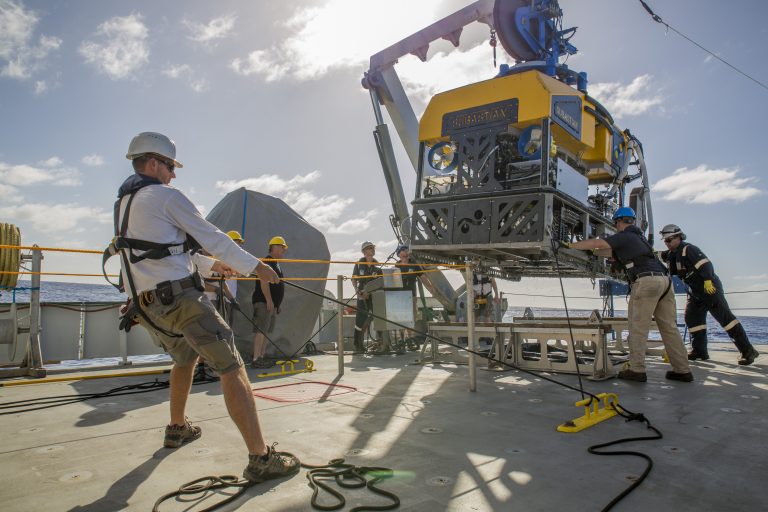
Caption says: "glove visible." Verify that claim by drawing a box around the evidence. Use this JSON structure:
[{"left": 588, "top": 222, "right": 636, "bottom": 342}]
[
  {"left": 703, "top": 280, "right": 716, "bottom": 295},
  {"left": 559, "top": 240, "right": 570, "bottom": 249}
]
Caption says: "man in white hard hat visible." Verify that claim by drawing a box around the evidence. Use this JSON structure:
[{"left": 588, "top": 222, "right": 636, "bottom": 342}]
[
  {"left": 251, "top": 236, "right": 288, "bottom": 368},
  {"left": 115, "top": 131, "right": 299, "bottom": 483},
  {"left": 659, "top": 224, "right": 759, "bottom": 365},
  {"left": 351, "top": 241, "right": 382, "bottom": 353}
]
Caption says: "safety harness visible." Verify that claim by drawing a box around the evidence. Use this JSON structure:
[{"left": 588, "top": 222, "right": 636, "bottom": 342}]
[
  {"left": 473, "top": 273, "right": 493, "bottom": 304},
  {"left": 102, "top": 174, "right": 201, "bottom": 337}
]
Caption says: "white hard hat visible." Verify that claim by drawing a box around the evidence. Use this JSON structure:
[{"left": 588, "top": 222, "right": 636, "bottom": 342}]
[
  {"left": 361, "top": 241, "right": 375, "bottom": 251},
  {"left": 126, "top": 132, "right": 183, "bottom": 168},
  {"left": 659, "top": 223, "right": 686, "bottom": 240}
]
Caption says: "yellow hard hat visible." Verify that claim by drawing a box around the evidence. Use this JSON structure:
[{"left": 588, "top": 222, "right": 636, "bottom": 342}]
[
  {"left": 227, "top": 230, "right": 244, "bottom": 242},
  {"left": 269, "top": 236, "right": 287, "bottom": 248}
]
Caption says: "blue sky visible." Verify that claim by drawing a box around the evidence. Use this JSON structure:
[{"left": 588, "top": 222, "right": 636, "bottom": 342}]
[{"left": 1, "top": 0, "right": 766, "bottom": 315}]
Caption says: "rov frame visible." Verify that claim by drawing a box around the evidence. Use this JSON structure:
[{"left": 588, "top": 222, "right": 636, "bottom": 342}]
[{"left": 410, "top": 114, "right": 617, "bottom": 280}]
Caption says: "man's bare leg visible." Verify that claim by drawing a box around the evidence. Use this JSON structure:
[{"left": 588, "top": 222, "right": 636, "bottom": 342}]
[
  {"left": 169, "top": 363, "right": 196, "bottom": 425},
  {"left": 221, "top": 366, "right": 268, "bottom": 455},
  {"left": 252, "top": 333, "right": 267, "bottom": 361}
]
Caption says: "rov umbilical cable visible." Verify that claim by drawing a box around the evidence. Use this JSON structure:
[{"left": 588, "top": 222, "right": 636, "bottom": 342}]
[
  {"left": 0, "top": 364, "right": 218, "bottom": 416},
  {"left": 283, "top": 279, "right": 663, "bottom": 511}
]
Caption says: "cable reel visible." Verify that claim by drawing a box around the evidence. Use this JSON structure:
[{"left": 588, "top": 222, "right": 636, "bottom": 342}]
[
  {"left": 0, "top": 223, "right": 23, "bottom": 361},
  {"left": 0, "top": 223, "right": 21, "bottom": 290}
]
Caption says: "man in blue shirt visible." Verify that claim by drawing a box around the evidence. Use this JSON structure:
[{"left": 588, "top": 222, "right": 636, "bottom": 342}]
[{"left": 567, "top": 207, "right": 692, "bottom": 383}]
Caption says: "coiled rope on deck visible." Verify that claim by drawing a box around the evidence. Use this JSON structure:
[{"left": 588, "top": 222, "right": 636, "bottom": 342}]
[{"left": 152, "top": 457, "right": 400, "bottom": 512}]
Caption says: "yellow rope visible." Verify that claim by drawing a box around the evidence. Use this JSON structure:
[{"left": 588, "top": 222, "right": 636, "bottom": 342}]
[
  {"left": 0, "top": 244, "right": 468, "bottom": 269},
  {"left": 1, "top": 267, "right": 443, "bottom": 281},
  {"left": 0, "top": 244, "right": 102, "bottom": 254}
]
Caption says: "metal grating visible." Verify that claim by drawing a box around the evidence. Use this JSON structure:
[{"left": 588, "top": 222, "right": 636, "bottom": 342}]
[{"left": 252, "top": 381, "right": 357, "bottom": 403}]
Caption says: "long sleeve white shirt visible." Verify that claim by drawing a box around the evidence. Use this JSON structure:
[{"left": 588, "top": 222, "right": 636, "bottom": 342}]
[{"left": 118, "top": 183, "right": 260, "bottom": 294}]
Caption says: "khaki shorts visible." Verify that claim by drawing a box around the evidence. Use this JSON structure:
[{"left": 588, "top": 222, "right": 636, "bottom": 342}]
[
  {"left": 252, "top": 302, "right": 277, "bottom": 334},
  {"left": 141, "top": 288, "right": 243, "bottom": 374}
]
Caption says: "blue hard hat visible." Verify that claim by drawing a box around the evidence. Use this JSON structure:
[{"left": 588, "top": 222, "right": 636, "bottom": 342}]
[
  {"left": 396, "top": 244, "right": 409, "bottom": 255},
  {"left": 612, "top": 206, "right": 636, "bottom": 221}
]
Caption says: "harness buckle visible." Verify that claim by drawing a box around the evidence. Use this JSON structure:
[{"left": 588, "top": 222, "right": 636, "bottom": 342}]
[{"left": 167, "top": 244, "right": 186, "bottom": 256}]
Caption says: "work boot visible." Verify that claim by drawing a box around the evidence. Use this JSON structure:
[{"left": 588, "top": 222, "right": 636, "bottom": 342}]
[
  {"left": 353, "top": 330, "right": 365, "bottom": 354},
  {"left": 251, "top": 358, "right": 273, "bottom": 369},
  {"left": 163, "top": 418, "right": 201, "bottom": 448},
  {"left": 617, "top": 369, "right": 647, "bottom": 382},
  {"left": 687, "top": 351, "right": 710, "bottom": 361},
  {"left": 243, "top": 443, "right": 301, "bottom": 483},
  {"left": 738, "top": 347, "right": 759, "bottom": 366},
  {"left": 665, "top": 371, "right": 694, "bottom": 382}
]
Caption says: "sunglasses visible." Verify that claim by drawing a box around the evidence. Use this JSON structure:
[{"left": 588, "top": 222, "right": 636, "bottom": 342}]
[{"left": 152, "top": 156, "right": 175, "bottom": 172}]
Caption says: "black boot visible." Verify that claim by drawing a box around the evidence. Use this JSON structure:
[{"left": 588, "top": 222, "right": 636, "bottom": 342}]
[
  {"left": 687, "top": 351, "right": 710, "bottom": 361},
  {"left": 738, "top": 347, "right": 759, "bottom": 366},
  {"left": 353, "top": 329, "right": 365, "bottom": 353},
  {"left": 727, "top": 323, "right": 752, "bottom": 356},
  {"left": 689, "top": 329, "right": 709, "bottom": 360}
]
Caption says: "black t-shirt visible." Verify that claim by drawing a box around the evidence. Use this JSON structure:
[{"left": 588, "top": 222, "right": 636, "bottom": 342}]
[
  {"left": 605, "top": 225, "right": 666, "bottom": 280},
  {"left": 352, "top": 258, "right": 382, "bottom": 293},
  {"left": 399, "top": 263, "right": 423, "bottom": 294},
  {"left": 251, "top": 257, "right": 285, "bottom": 307}
]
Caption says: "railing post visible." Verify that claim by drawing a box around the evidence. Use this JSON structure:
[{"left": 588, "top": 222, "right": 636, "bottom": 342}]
[
  {"left": 465, "top": 264, "right": 476, "bottom": 392},
  {"left": 28, "top": 247, "right": 46, "bottom": 377},
  {"left": 337, "top": 275, "right": 344, "bottom": 376}
]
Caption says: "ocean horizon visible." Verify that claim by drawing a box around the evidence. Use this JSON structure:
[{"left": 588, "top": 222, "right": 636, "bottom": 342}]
[{"left": 2, "top": 280, "right": 765, "bottom": 344}]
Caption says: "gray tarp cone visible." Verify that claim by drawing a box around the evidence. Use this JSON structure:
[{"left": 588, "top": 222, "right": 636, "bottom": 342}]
[{"left": 206, "top": 187, "right": 329, "bottom": 360}]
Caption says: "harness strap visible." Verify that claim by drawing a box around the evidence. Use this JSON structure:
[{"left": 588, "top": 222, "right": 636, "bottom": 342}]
[{"left": 114, "top": 191, "right": 182, "bottom": 338}]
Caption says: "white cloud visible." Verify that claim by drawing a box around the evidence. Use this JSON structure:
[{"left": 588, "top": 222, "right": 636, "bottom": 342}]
[
  {"left": 328, "top": 212, "right": 377, "bottom": 235},
  {"left": 653, "top": 165, "right": 762, "bottom": 204},
  {"left": 39, "top": 156, "right": 62, "bottom": 167},
  {"left": 0, "top": 0, "right": 61, "bottom": 80},
  {"left": 79, "top": 14, "right": 149, "bottom": 80},
  {"left": 216, "top": 171, "right": 322, "bottom": 195},
  {"left": 189, "top": 79, "right": 208, "bottom": 93},
  {"left": 81, "top": 154, "right": 104, "bottom": 167},
  {"left": 589, "top": 74, "right": 663, "bottom": 118},
  {"left": 163, "top": 63, "right": 190, "bottom": 79},
  {"left": 396, "top": 43, "right": 509, "bottom": 108},
  {"left": 184, "top": 14, "right": 235, "bottom": 45},
  {"left": 215, "top": 171, "right": 373, "bottom": 233},
  {"left": 0, "top": 159, "right": 82, "bottom": 187},
  {"left": 331, "top": 248, "right": 362, "bottom": 261},
  {"left": 0, "top": 202, "right": 110, "bottom": 232},
  {"left": 230, "top": 0, "right": 447, "bottom": 81},
  {"left": 752, "top": 231, "right": 762, "bottom": 236},
  {"left": 162, "top": 63, "right": 209, "bottom": 92},
  {"left": 0, "top": 182, "right": 21, "bottom": 203},
  {"left": 33, "top": 79, "right": 46, "bottom": 94}
]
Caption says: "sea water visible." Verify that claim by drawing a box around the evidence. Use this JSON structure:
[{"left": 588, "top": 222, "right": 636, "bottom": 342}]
[{"left": 2, "top": 280, "right": 766, "bottom": 344}]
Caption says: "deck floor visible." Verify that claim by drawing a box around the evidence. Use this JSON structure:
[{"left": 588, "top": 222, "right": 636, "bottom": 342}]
[{"left": 0, "top": 343, "right": 765, "bottom": 511}]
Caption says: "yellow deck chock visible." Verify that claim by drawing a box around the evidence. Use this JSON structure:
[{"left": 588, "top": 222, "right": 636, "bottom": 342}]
[
  {"left": 257, "top": 359, "right": 315, "bottom": 378},
  {"left": 557, "top": 393, "right": 621, "bottom": 433}
]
